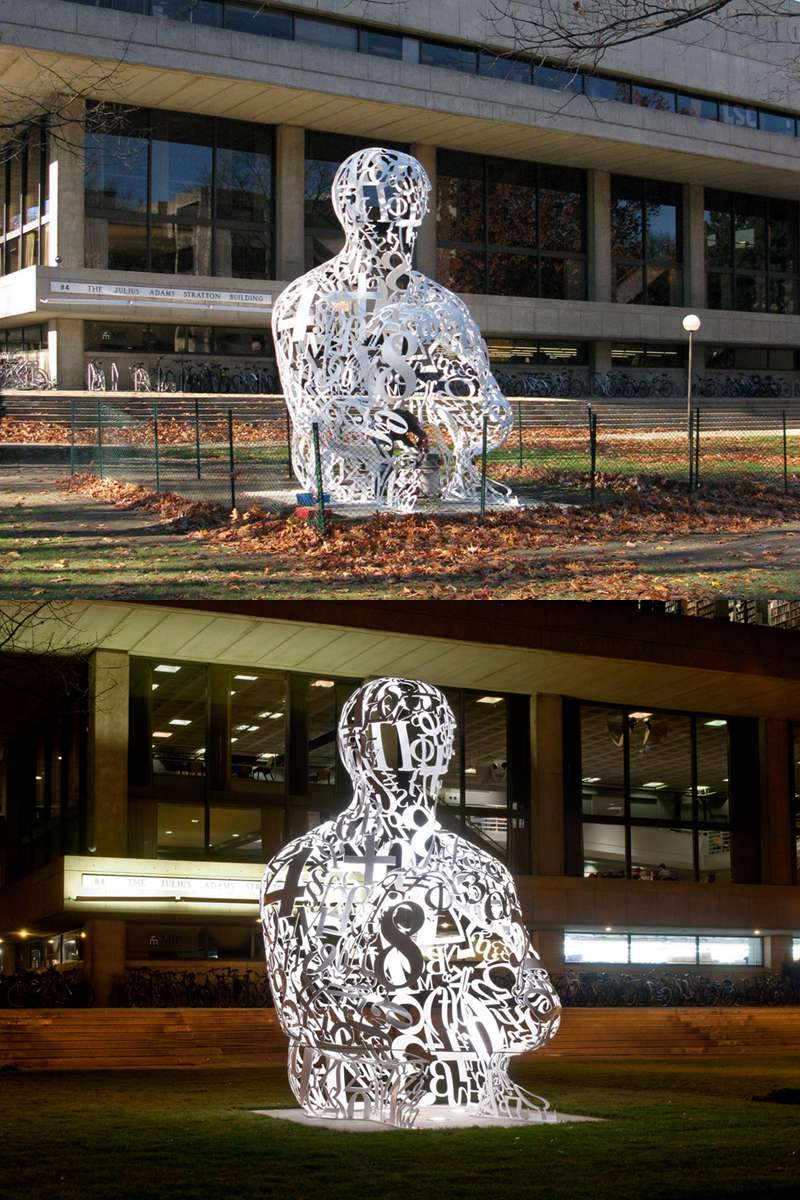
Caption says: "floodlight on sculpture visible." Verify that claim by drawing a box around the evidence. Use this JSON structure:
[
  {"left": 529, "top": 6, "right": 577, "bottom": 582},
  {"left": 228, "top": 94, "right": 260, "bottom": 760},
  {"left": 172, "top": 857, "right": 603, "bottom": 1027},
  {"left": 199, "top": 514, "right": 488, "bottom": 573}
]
[
  {"left": 272, "top": 149, "right": 516, "bottom": 511},
  {"left": 260, "top": 677, "right": 561, "bottom": 1128}
]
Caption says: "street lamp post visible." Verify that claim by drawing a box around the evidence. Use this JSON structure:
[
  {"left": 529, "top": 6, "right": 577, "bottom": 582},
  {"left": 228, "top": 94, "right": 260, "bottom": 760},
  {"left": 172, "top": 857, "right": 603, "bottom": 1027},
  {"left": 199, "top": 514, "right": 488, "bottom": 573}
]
[{"left": 682, "top": 314, "right": 701, "bottom": 489}]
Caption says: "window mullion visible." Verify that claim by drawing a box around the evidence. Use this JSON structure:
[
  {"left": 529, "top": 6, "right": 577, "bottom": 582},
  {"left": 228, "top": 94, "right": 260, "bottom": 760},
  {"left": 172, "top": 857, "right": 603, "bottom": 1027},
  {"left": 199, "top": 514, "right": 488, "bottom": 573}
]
[{"left": 623, "top": 707, "right": 631, "bottom": 877}]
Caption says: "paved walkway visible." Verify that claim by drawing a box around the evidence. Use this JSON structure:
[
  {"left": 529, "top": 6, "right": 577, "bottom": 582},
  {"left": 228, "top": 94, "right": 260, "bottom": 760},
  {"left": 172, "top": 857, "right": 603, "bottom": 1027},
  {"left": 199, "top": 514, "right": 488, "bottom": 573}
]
[{"left": 1, "top": 465, "right": 799, "bottom": 597}]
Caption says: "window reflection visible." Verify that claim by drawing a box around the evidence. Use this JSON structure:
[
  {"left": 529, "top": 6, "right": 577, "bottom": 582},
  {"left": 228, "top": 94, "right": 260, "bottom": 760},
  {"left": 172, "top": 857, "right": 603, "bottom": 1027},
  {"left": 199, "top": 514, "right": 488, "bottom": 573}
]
[
  {"left": 611, "top": 176, "right": 682, "bottom": 306},
  {"left": 705, "top": 189, "right": 799, "bottom": 314},
  {"left": 582, "top": 821, "right": 626, "bottom": 877},
  {"left": 85, "top": 102, "right": 274, "bottom": 278},
  {"left": 580, "top": 705, "right": 625, "bottom": 819},
  {"left": 307, "top": 678, "right": 337, "bottom": 786},
  {"left": 157, "top": 801, "right": 205, "bottom": 857},
  {"left": 437, "top": 151, "right": 586, "bottom": 299}
]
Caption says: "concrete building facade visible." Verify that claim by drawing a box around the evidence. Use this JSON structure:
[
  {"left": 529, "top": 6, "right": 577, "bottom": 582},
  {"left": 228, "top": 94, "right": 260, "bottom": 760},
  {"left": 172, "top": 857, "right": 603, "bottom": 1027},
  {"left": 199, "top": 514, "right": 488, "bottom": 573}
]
[
  {"left": 1, "top": 600, "right": 799, "bottom": 1004},
  {"left": 1, "top": 0, "right": 800, "bottom": 387}
]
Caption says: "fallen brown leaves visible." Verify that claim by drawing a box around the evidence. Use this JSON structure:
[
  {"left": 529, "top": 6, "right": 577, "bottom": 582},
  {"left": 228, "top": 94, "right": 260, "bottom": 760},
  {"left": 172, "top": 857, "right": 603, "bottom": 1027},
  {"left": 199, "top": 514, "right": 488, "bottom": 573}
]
[
  {"left": 1, "top": 417, "right": 284, "bottom": 446},
  {"left": 58, "top": 473, "right": 229, "bottom": 531},
  {"left": 56, "top": 472, "right": 800, "bottom": 598}
]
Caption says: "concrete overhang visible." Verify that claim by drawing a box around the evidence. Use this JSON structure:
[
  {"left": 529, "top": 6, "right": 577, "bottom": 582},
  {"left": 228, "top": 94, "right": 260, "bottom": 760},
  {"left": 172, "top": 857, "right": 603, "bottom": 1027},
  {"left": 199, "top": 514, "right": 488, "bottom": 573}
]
[
  {"left": 8, "top": 599, "right": 800, "bottom": 721},
  {"left": 3, "top": 1, "right": 800, "bottom": 197}
]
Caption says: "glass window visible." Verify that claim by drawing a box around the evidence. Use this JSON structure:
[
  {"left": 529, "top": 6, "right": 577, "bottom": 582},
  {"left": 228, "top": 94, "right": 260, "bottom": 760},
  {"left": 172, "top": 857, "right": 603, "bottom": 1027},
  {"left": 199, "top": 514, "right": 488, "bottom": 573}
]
[
  {"left": 478, "top": 53, "right": 531, "bottom": 84},
  {"left": 534, "top": 64, "right": 582, "bottom": 92},
  {"left": 438, "top": 151, "right": 586, "bottom": 299},
  {"left": 150, "top": 110, "right": 212, "bottom": 220},
  {"left": 705, "top": 190, "right": 798, "bottom": 314},
  {"left": 565, "top": 932, "right": 629, "bottom": 963},
  {"left": 359, "top": 28, "right": 403, "bottom": 59},
  {"left": 632, "top": 85, "right": 676, "bottom": 112},
  {"left": 581, "top": 704, "right": 625, "bottom": 819},
  {"left": 215, "top": 121, "right": 273, "bottom": 224},
  {"left": 214, "top": 326, "right": 273, "bottom": 357},
  {"left": 759, "top": 111, "right": 795, "bottom": 137},
  {"left": 307, "top": 678, "right": 337, "bottom": 786},
  {"left": 628, "top": 712, "right": 692, "bottom": 822},
  {"left": 157, "top": 801, "right": 205, "bottom": 857},
  {"left": 206, "top": 925, "right": 252, "bottom": 959},
  {"left": 630, "top": 825, "right": 695, "bottom": 881},
  {"left": 152, "top": 0, "right": 223, "bottom": 22},
  {"left": 295, "top": 16, "right": 358, "bottom": 51},
  {"left": 584, "top": 75, "right": 631, "bottom": 103},
  {"left": 677, "top": 94, "right": 718, "bottom": 120},
  {"left": 209, "top": 805, "right": 263, "bottom": 860},
  {"left": 224, "top": 2, "right": 292, "bottom": 38},
  {"left": 698, "top": 936, "right": 762, "bottom": 966},
  {"left": 720, "top": 103, "right": 758, "bottom": 130},
  {"left": 230, "top": 672, "right": 286, "bottom": 782},
  {"left": 629, "top": 934, "right": 697, "bottom": 963},
  {"left": 696, "top": 718, "right": 729, "bottom": 824},
  {"left": 151, "top": 661, "right": 207, "bottom": 777},
  {"left": 582, "top": 821, "right": 626, "bottom": 877},
  {"left": 24, "top": 137, "right": 41, "bottom": 224},
  {"left": 85, "top": 107, "right": 150, "bottom": 213},
  {"left": 463, "top": 693, "right": 507, "bottom": 810},
  {"left": 612, "top": 176, "right": 682, "bottom": 306},
  {"left": 420, "top": 41, "right": 477, "bottom": 73},
  {"left": 697, "top": 828, "right": 732, "bottom": 883}
]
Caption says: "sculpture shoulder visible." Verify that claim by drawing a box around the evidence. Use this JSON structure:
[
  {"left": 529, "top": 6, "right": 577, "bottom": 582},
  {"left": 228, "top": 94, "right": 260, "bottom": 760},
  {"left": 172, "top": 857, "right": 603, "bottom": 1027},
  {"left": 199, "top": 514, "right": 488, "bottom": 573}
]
[
  {"left": 407, "top": 273, "right": 476, "bottom": 323},
  {"left": 437, "top": 830, "right": 516, "bottom": 892},
  {"left": 272, "top": 263, "right": 339, "bottom": 322},
  {"left": 260, "top": 823, "right": 335, "bottom": 892}
]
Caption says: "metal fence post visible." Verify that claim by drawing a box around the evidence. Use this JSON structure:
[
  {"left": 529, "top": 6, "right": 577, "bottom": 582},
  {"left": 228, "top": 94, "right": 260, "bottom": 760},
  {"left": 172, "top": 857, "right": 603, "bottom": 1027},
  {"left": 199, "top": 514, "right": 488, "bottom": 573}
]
[
  {"left": 96, "top": 398, "right": 104, "bottom": 479},
  {"left": 194, "top": 397, "right": 201, "bottom": 480},
  {"left": 153, "top": 402, "right": 161, "bottom": 495},
  {"left": 69, "top": 395, "right": 76, "bottom": 476},
  {"left": 311, "top": 420, "right": 326, "bottom": 537},
  {"left": 783, "top": 409, "right": 789, "bottom": 493},
  {"left": 286, "top": 409, "right": 294, "bottom": 481},
  {"left": 589, "top": 409, "right": 598, "bottom": 503},
  {"left": 694, "top": 406, "right": 701, "bottom": 490},
  {"left": 517, "top": 398, "right": 523, "bottom": 468},
  {"left": 228, "top": 407, "right": 236, "bottom": 511},
  {"left": 480, "top": 413, "right": 488, "bottom": 518}
]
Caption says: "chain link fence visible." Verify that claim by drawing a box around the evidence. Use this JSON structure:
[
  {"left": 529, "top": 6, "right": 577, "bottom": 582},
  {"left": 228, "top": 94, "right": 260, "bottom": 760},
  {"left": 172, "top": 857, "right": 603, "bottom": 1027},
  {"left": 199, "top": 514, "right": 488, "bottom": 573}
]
[{"left": 4, "top": 391, "right": 800, "bottom": 510}]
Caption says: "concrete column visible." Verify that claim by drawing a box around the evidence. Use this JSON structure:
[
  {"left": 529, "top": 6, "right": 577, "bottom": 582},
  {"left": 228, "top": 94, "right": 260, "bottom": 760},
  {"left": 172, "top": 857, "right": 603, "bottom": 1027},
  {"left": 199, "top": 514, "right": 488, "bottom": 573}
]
[
  {"left": 594, "top": 341, "right": 612, "bottom": 373},
  {"left": 48, "top": 99, "right": 85, "bottom": 269},
  {"left": 684, "top": 182, "right": 706, "bottom": 310},
  {"left": 275, "top": 125, "right": 305, "bottom": 281},
  {"left": 85, "top": 918, "right": 126, "bottom": 1006},
  {"left": 758, "top": 718, "right": 793, "bottom": 886},
  {"left": 588, "top": 169, "right": 611, "bottom": 304},
  {"left": 767, "top": 934, "right": 794, "bottom": 971},
  {"left": 532, "top": 929, "right": 565, "bottom": 977},
  {"left": 531, "top": 693, "right": 565, "bottom": 876},
  {"left": 49, "top": 317, "right": 84, "bottom": 388},
  {"left": 411, "top": 143, "right": 437, "bottom": 279},
  {"left": 87, "top": 650, "right": 129, "bottom": 859}
]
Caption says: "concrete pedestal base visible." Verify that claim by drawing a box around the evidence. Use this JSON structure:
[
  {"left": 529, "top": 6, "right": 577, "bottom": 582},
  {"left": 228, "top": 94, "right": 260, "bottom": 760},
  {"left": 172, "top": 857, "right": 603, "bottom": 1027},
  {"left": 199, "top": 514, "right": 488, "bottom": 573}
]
[{"left": 252, "top": 1107, "right": 601, "bottom": 1132}]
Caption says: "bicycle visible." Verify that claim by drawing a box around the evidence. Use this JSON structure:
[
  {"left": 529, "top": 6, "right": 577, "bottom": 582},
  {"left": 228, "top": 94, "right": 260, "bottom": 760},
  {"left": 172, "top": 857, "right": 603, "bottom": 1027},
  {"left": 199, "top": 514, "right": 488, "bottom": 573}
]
[
  {"left": 86, "top": 359, "right": 107, "bottom": 391},
  {"left": 131, "top": 362, "right": 152, "bottom": 392}
]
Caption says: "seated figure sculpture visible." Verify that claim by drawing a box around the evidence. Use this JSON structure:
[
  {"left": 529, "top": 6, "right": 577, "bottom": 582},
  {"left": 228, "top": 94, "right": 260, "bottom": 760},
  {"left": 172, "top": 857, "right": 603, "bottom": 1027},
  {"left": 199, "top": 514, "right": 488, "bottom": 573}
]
[
  {"left": 260, "top": 678, "right": 561, "bottom": 1128},
  {"left": 272, "top": 148, "right": 515, "bottom": 510}
]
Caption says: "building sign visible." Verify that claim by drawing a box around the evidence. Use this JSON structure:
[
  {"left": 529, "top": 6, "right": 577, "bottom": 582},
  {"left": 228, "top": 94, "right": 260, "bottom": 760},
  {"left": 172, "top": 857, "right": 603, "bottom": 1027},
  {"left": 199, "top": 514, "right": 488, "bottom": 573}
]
[
  {"left": 49, "top": 281, "right": 272, "bottom": 309},
  {"left": 77, "top": 872, "right": 261, "bottom": 903}
]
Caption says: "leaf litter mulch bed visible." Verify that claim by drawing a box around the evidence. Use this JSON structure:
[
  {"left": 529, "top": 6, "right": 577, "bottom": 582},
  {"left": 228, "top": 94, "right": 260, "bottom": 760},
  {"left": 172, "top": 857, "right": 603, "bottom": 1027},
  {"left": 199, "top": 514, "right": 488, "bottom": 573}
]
[{"left": 57, "top": 472, "right": 800, "bottom": 597}]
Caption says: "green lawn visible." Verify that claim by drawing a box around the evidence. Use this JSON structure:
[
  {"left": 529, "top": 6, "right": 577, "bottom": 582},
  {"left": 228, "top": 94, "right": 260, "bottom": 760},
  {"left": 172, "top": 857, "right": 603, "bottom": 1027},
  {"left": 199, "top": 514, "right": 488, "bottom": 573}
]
[{"left": 1, "top": 1058, "right": 799, "bottom": 1199}]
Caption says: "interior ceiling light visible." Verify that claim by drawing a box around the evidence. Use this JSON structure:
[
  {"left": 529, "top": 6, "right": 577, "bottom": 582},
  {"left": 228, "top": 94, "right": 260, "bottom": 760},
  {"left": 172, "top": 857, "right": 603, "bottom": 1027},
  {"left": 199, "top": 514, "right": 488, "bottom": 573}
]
[
  {"left": 191, "top": 818, "right": 200, "bottom": 824},
  {"left": 476, "top": 696, "right": 503, "bottom": 705},
  {"left": 169, "top": 718, "right": 191, "bottom": 726},
  {"left": 257, "top": 711, "right": 272, "bottom": 719},
  {"left": 231, "top": 737, "right": 238, "bottom": 743},
  {"left": 235, "top": 725, "right": 250, "bottom": 732},
  {"left": 230, "top": 690, "right": 237, "bottom": 696},
  {"left": 268, "top": 712, "right": 283, "bottom": 720},
  {"left": 155, "top": 664, "right": 181, "bottom": 673},
  {"left": 152, "top": 684, "right": 159, "bottom": 691},
  {"left": 311, "top": 679, "right": 335, "bottom": 688},
  {"left": 247, "top": 725, "right": 260, "bottom": 732},
  {"left": 629, "top": 712, "right": 652, "bottom": 720},
  {"left": 582, "top": 776, "right": 601, "bottom": 784},
  {"left": 465, "top": 767, "right": 477, "bottom": 775},
  {"left": 704, "top": 719, "right": 727, "bottom": 727},
  {"left": 152, "top": 731, "right": 172, "bottom": 739},
  {"left": 234, "top": 674, "right": 258, "bottom": 682},
  {"left": 164, "top": 830, "right": 174, "bottom": 835},
  {"left": 642, "top": 781, "right": 666, "bottom": 789}
]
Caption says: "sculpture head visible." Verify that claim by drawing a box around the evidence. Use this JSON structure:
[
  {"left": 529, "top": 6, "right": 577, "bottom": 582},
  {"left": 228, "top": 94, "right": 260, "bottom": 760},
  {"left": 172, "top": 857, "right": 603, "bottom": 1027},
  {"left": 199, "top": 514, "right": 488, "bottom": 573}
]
[
  {"left": 331, "top": 148, "right": 430, "bottom": 259},
  {"left": 338, "top": 676, "right": 455, "bottom": 802}
]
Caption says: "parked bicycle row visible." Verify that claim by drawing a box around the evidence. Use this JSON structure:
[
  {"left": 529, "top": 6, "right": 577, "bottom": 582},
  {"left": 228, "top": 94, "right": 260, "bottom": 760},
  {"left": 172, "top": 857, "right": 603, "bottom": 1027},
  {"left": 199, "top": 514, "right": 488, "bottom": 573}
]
[
  {"left": 86, "top": 358, "right": 279, "bottom": 394},
  {"left": 116, "top": 965, "right": 274, "bottom": 1007},
  {"left": 553, "top": 968, "right": 800, "bottom": 1007},
  {"left": 495, "top": 369, "right": 800, "bottom": 400},
  {"left": 0, "top": 967, "right": 95, "bottom": 1008}
]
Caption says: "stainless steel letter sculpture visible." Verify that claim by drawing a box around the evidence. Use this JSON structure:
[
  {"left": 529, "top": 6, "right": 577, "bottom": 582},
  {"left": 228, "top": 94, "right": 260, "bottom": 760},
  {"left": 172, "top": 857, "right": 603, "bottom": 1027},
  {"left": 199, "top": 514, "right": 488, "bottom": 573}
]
[
  {"left": 260, "top": 678, "right": 560, "bottom": 1128},
  {"left": 272, "top": 149, "right": 515, "bottom": 511}
]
